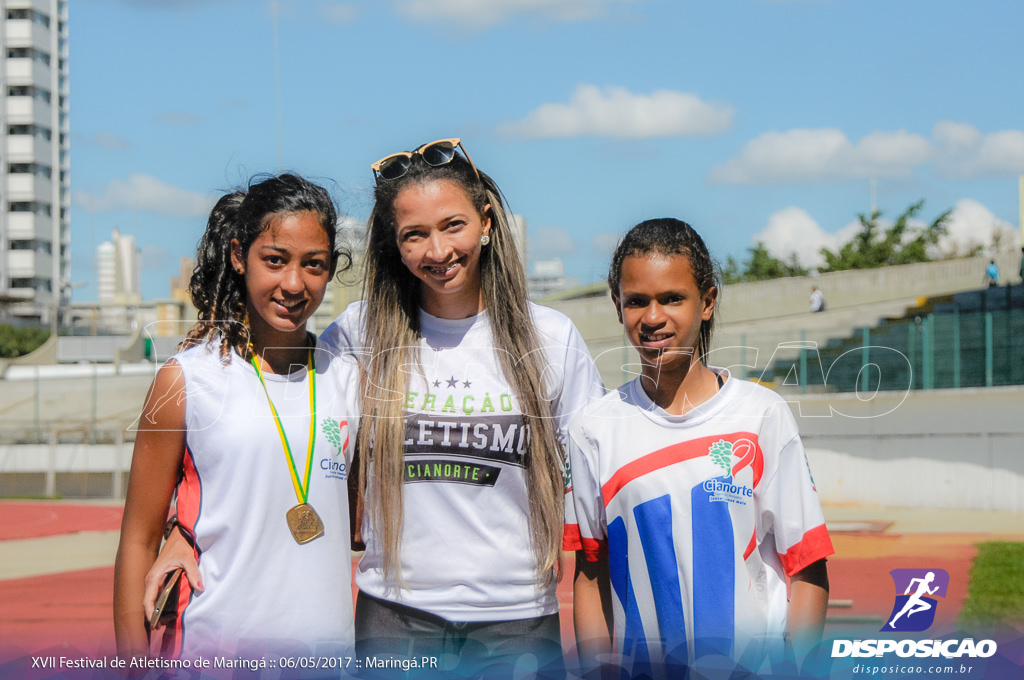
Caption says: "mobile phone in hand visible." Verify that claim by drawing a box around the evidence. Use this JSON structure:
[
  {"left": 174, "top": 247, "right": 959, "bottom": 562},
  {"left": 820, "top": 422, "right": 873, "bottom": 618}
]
[{"left": 150, "top": 567, "right": 184, "bottom": 630}]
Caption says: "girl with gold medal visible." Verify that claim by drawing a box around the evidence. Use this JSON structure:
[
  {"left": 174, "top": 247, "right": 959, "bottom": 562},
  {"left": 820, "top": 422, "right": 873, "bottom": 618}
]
[{"left": 113, "top": 174, "right": 359, "bottom": 660}]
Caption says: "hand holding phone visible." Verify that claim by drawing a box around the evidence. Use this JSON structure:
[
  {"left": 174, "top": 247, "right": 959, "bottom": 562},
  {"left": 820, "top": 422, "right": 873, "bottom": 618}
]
[{"left": 150, "top": 567, "right": 184, "bottom": 630}]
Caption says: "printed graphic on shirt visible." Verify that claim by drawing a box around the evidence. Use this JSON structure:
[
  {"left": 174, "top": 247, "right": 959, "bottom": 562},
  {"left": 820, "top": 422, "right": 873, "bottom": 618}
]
[
  {"left": 404, "top": 385, "right": 517, "bottom": 416},
  {"left": 322, "top": 417, "right": 350, "bottom": 454},
  {"left": 405, "top": 459, "right": 501, "bottom": 486},
  {"left": 402, "top": 412, "right": 530, "bottom": 492},
  {"left": 321, "top": 417, "right": 350, "bottom": 480},
  {"left": 704, "top": 438, "right": 757, "bottom": 505}
]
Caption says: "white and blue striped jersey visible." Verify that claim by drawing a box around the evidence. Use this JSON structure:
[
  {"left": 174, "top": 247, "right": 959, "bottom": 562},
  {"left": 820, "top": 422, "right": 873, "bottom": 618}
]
[{"left": 567, "top": 371, "right": 833, "bottom": 675}]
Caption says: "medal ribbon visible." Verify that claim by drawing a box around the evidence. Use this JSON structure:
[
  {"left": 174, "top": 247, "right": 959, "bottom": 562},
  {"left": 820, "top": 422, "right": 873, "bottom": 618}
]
[{"left": 249, "top": 347, "right": 316, "bottom": 505}]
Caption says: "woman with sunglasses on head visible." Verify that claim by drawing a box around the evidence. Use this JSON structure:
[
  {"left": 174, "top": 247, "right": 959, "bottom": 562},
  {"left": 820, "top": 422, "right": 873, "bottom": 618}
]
[
  {"left": 114, "top": 174, "right": 359, "bottom": 661},
  {"left": 321, "top": 138, "right": 604, "bottom": 677}
]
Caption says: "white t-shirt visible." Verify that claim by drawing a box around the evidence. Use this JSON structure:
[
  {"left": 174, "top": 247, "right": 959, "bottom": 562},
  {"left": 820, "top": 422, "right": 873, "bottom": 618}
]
[
  {"left": 568, "top": 371, "right": 833, "bottom": 675},
  {"left": 321, "top": 301, "right": 604, "bottom": 622},
  {"left": 168, "top": 339, "right": 359, "bottom": 659}
]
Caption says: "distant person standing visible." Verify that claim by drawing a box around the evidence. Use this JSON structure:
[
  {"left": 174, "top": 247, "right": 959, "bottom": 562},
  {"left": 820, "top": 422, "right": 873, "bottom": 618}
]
[
  {"left": 985, "top": 260, "right": 999, "bottom": 288},
  {"left": 810, "top": 286, "right": 826, "bottom": 312},
  {"left": 1018, "top": 248, "right": 1023, "bottom": 283}
]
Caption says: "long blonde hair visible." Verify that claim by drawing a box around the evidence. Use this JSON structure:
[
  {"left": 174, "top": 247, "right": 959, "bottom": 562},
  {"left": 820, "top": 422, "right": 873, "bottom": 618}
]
[{"left": 358, "top": 151, "right": 564, "bottom": 586}]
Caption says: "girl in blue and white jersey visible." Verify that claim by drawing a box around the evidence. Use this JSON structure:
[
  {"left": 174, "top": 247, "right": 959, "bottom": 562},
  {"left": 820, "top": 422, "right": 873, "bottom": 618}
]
[{"left": 569, "top": 218, "right": 833, "bottom": 679}]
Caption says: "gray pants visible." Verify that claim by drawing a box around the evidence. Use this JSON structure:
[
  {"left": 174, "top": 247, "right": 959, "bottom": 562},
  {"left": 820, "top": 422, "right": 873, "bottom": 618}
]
[{"left": 354, "top": 590, "right": 565, "bottom": 679}]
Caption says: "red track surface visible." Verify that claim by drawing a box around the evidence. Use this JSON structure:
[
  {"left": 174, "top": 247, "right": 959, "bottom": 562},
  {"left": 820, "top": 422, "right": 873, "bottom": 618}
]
[
  {"left": 0, "top": 501, "right": 997, "bottom": 665},
  {"left": 0, "top": 501, "right": 123, "bottom": 540}
]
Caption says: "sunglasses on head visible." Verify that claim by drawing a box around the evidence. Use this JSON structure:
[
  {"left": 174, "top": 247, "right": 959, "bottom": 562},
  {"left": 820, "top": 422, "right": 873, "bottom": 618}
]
[{"left": 371, "top": 137, "right": 480, "bottom": 182}]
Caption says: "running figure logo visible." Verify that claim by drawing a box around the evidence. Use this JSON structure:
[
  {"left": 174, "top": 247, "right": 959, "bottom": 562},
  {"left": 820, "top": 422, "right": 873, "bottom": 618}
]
[{"left": 881, "top": 568, "right": 950, "bottom": 632}]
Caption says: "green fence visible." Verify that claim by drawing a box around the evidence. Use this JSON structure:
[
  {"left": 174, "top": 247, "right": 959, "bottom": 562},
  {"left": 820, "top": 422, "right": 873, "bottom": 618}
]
[{"left": 770, "top": 284, "right": 1024, "bottom": 393}]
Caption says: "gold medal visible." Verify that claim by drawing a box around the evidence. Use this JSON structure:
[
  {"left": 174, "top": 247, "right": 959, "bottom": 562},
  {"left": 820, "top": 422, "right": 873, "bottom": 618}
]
[
  {"left": 286, "top": 503, "right": 325, "bottom": 544},
  {"left": 251, "top": 345, "right": 324, "bottom": 546}
]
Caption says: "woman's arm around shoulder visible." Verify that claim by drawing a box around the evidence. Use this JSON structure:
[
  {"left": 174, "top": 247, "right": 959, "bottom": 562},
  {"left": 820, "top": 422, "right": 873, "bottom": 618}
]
[{"left": 113, "top": 361, "right": 188, "bottom": 658}]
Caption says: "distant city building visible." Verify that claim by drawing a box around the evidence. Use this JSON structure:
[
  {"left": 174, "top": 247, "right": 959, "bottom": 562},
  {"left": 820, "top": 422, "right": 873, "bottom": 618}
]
[
  {"left": 97, "top": 229, "right": 140, "bottom": 304},
  {"left": 0, "top": 1, "right": 70, "bottom": 325},
  {"left": 95, "top": 228, "right": 140, "bottom": 330},
  {"left": 169, "top": 256, "right": 195, "bottom": 308},
  {"left": 528, "top": 257, "right": 578, "bottom": 299}
]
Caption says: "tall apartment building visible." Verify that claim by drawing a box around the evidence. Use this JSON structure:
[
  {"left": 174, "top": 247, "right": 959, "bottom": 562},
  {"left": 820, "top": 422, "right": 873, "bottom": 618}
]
[
  {"left": 95, "top": 228, "right": 140, "bottom": 331},
  {"left": 0, "top": 0, "right": 70, "bottom": 325}
]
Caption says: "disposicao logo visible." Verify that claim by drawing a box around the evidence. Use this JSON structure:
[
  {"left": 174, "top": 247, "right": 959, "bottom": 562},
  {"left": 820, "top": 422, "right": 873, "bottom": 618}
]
[
  {"left": 882, "top": 568, "right": 949, "bottom": 632},
  {"left": 831, "top": 567, "right": 998, "bottom": 660}
]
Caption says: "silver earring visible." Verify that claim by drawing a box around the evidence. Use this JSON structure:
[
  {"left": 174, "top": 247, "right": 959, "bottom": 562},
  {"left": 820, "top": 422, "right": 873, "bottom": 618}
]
[{"left": 480, "top": 234, "right": 491, "bottom": 246}]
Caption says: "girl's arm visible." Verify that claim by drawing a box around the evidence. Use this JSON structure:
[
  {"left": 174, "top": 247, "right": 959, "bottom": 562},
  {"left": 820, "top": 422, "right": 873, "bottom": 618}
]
[
  {"left": 573, "top": 552, "right": 613, "bottom": 679},
  {"left": 787, "top": 558, "right": 829, "bottom": 663},
  {"left": 113, "top": 363, "right": 187, "bottom": 658}
]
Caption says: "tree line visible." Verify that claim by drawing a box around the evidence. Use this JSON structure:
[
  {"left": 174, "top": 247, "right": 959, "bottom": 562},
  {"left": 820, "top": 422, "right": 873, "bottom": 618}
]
[{"left": 723, "top": 200, "right": 954, "bottom": 284}]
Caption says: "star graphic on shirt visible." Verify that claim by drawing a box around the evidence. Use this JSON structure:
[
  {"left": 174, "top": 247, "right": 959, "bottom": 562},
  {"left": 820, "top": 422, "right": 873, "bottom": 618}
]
[
  {"left": 432, "top": 379, "right": 441, "bottom": 388},
  {"left": 463, "top": 380, "right": 472, "bottom": 388},
  {"left": 446, "top": 376, "right": 458, "bottom": 388}
]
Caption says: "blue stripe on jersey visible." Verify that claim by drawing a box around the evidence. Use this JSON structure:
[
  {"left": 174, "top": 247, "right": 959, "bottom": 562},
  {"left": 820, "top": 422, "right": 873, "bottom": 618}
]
[
  {"left": 634, "top": 494, "right": 688, "bottom": 668},
  {"left": 691, "top": 477, "right": 735, "bottom": 659},
  {"left": 608, "top": 516, "right": 652, "bottom": 677}
]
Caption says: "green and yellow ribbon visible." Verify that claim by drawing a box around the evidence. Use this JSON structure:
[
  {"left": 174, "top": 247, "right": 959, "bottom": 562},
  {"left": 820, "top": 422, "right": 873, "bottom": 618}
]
[{"left": 249, "top": 347, "right": 317, "bottom": 504}]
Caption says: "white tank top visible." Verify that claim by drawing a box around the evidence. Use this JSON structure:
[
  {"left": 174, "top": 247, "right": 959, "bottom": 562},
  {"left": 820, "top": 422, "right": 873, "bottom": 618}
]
[{"left": 167, "top": 340, "right": 358, "bottom": 659}]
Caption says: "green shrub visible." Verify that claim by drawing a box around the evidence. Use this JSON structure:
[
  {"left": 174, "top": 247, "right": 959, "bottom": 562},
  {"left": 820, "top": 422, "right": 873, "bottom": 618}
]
[{"left": 0, "top": 324, "right": 50, "bottom": 358}]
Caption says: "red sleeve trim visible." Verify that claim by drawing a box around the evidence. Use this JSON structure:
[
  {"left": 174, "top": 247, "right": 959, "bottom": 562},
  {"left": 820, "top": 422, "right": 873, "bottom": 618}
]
[
  {"left": 562, "top": 523, "right": 582, "bottom": 552},
  {"left": 580, "top": 536, "right": 607, "bottom": 562},
  {"left": 779, "top": 523, "right": 834, "bottom": 577}
]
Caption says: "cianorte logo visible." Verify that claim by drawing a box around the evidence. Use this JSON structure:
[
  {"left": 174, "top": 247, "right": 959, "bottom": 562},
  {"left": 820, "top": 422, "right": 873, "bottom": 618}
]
[
  {"left": 882, "top": 568, "right": 949, "bottom": 632},
  {"left": 704, "top": 438, "right": 756, "bottom": 505}
]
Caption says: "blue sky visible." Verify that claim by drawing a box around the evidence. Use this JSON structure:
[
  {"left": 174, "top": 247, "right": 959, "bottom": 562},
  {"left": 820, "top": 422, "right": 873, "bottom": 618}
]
[{"left": 70, "top": 0, "right": 1024, "bottom": 301}]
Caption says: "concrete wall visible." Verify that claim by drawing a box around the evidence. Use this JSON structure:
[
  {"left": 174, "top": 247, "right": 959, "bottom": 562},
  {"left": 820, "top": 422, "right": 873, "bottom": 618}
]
[
  {"left": 716, "top": 252, "right": 1020, "bottom": 323},
  {"left": 794, "top": 386, "right": 1024, "bottom": 512},
  {"left": 2, "top": 384, "right": 1021, "bottom": 510}
]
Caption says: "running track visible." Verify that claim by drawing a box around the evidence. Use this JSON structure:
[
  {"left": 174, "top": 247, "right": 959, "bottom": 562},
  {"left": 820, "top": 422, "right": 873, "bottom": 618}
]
[{"left": 0, "top": 501, "right": 999, "bottom": 668}]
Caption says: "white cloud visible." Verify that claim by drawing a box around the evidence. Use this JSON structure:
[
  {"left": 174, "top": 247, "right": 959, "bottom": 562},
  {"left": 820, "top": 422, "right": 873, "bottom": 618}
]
[
  {"left": 395, "top": 0, "right": 636, "bottom": 28},
  {"left": 90, "top": 131, "right": 131, "bottom": 150},
  {"left": 753, "top": 207, "right": 860, "bottom": 269},
  {"left": 529, "top": 226, "right": 576, "bottom": 259},
  {"left": 591, "top": 232, "right": 622, "bottom": 258},
  {"left": 938, "top": 198, "right": 1017, "bottom": 256},
  {"left": 932, "top": 121, "right": 980, "bottom": 150},
  {"left": 74, "top": 175, "right": 214, "bottom": 218},
  {"left": 714, "top": 121, "right": 1024, "bottom": 185},
  {"left": 710, "top": 128, "right": 930, "bottom": 185},
  {"left": 499, "top": 85, "right": 734, "bottom": 140},
  {"left": 934, "top": 122, "right": 1024, "bottom": 178},
  {"left": 317, "top": 2, "right": 357, "bottom": 23},
  {"left": 752, "top": 198, "right": 1016, "bottom": 269}
]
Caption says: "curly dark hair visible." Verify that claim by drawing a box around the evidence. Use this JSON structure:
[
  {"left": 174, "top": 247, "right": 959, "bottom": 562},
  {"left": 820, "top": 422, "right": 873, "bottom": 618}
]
[{"left": 182, "top": 173, "right": 351, "bottom": 359}]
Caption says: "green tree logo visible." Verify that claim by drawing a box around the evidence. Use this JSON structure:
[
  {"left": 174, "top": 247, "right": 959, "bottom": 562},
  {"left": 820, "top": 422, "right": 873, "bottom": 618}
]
[
  {"left": 322, "top": 417, "right": 349, "bottom": 456},
  {"left": 708, "top": 440, "right": 734, "bottom": 478}
]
